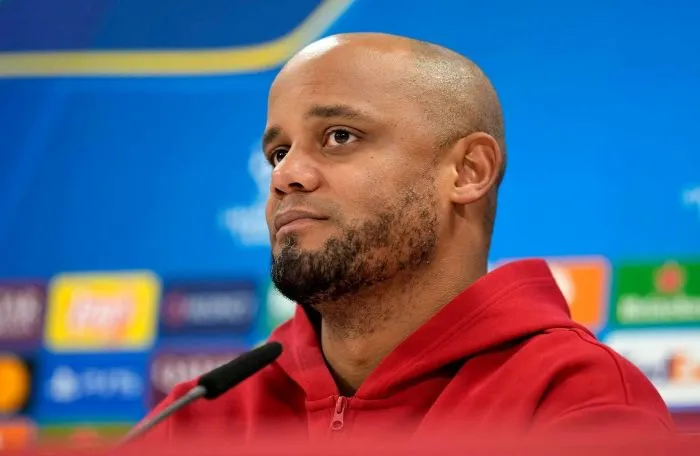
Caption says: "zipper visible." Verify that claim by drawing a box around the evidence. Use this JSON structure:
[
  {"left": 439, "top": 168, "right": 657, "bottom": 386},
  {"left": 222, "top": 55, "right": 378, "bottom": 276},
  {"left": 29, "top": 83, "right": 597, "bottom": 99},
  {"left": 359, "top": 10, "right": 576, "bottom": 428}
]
[{"left": 329, "top": 396, "right": 348, "bottom": 431}]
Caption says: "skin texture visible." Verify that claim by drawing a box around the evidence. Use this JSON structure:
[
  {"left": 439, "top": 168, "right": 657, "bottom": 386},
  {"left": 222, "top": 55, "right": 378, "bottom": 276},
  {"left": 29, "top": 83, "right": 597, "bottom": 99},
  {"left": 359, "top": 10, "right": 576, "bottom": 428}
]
[{"left": 263, "top": 33, "right": 505, "bottom": 395}]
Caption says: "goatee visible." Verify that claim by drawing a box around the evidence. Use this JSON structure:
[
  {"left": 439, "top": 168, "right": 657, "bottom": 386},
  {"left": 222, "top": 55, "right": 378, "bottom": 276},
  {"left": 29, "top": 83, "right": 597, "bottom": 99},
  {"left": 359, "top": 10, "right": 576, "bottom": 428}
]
[{"left": 270, "top": 185, "right": 439, "bottom": 308}]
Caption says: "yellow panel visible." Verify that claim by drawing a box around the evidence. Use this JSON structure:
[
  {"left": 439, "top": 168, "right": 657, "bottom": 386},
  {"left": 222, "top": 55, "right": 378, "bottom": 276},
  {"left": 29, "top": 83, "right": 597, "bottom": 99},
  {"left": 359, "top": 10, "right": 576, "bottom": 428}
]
[{"left": 45, "top": 271, "right": 160, "bottom": 352}]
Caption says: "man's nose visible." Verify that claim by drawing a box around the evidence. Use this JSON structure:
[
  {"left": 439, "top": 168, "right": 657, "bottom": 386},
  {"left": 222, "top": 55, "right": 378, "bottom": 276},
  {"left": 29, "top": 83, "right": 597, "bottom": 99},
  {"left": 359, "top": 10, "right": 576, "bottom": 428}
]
[{"left": 269, "top": 148, "right": 321, "bottom": 197}]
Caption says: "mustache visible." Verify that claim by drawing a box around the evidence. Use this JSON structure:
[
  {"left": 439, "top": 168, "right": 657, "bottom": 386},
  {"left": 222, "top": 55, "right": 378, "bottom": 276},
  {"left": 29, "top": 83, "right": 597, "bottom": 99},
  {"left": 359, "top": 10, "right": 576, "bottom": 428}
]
[{"left": 272, "top": 198, "right": 340, "bottom": 220}]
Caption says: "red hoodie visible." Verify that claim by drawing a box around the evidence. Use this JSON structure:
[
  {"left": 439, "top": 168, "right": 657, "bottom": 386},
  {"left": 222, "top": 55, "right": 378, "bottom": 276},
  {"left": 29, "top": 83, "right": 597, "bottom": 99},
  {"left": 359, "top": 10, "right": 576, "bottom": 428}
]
[{"left": 139, "top": 259, "right": 674, "bottom": 445}]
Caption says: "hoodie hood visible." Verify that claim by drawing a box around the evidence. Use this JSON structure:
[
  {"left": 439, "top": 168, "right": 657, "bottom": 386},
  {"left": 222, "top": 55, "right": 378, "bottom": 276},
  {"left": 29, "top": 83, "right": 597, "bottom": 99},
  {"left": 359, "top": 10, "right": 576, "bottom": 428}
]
[{"left": 270, "top": 259, "right": 587, "bottom": 401}]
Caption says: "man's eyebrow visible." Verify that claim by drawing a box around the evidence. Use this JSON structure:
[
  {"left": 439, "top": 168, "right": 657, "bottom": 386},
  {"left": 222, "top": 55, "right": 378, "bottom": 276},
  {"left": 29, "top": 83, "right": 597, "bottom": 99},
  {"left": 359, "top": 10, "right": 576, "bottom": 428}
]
[
  {"left": 306, "top": 104, "right": 373, "bottom": 121},
  {"left": 262, "top": 105, "right": 374, "bottom": 152},
  {"left": 261, "top": 126, "right": 281, "bottom": 152}
]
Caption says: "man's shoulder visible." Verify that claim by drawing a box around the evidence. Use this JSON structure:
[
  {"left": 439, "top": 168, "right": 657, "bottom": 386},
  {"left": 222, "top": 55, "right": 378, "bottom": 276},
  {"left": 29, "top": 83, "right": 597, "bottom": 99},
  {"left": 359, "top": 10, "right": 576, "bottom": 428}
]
[
  {"left": 518, "top": 327, "right": 648, "bottom": 386},
  {"left": 515, "top": 327, "right": 669, "bottom": 414},
  {"left": 514, "top": 328, "right": 675, "bottom": 435},
  {"left": 526, "top": 327, "right": 640, "bottom": 375}
]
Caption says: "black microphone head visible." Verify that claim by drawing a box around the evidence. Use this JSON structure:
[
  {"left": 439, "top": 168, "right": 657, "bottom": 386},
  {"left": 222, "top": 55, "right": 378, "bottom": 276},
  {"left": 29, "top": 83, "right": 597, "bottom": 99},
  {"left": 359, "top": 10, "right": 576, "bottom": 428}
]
[{"left": 197, "top": 341, "right": 283, "bottom": 400}]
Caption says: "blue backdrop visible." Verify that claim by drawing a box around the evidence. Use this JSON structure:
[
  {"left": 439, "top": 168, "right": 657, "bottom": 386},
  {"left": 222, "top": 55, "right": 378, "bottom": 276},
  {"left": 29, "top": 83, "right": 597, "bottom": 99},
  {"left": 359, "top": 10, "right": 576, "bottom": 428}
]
[{"left": 0, "top": 0, "right": 699, "bottom": 443}]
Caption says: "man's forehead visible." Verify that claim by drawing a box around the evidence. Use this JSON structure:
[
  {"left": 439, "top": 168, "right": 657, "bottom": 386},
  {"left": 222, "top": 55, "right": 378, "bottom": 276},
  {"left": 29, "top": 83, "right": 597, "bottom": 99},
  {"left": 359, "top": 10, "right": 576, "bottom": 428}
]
[
  {"left": 266, "top": 44, "right": 424, "bottom": 129},
  {"left": 271, "top": 43, "right": 411, "bottom": 95},
  {"left": 268, "top": 74, "right": 391, "bottom": 122},
  {"left": 267, "top": 69, "right": 410, "bottom": 126},
  {"left": 270, "top": 67, "right": 381, "bottom": 102}
]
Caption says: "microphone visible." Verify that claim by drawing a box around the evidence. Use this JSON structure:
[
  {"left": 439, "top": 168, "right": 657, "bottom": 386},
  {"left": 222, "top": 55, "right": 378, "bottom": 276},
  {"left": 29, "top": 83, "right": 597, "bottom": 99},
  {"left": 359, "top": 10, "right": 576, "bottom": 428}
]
[{"left": 118, "top": 341, "right": 283, "bottom": 445}]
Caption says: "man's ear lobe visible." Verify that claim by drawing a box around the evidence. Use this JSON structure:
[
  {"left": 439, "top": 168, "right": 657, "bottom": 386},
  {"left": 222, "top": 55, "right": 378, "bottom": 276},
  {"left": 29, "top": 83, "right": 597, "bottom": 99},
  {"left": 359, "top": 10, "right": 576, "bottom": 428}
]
[{"left": 450, "top": 132, "right": 503, "bottom": 205}]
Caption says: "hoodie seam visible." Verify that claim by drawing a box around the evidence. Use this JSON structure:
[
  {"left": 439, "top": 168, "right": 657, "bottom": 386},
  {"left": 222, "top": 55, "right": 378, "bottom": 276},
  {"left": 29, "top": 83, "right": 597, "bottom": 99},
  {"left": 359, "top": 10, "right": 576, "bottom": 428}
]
[
  {"left": 565, "top": 328, "right": 632, "bottom": 405},
  {"left": 539, "top": 402, "right": 673, "bottom": 433},
  {"left": 364, "top": 277, "right": 559, "bottom": 397}
]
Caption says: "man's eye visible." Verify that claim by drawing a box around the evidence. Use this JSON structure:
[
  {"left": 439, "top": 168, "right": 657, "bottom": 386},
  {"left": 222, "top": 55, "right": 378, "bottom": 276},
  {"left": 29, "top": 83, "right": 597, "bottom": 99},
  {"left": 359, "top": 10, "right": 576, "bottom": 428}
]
[
  {"left": 325, "top": 129, "right": 358, "bottom": 147},
  {"left": 270, "top": 148, "right": 288, "bottom": 166}
]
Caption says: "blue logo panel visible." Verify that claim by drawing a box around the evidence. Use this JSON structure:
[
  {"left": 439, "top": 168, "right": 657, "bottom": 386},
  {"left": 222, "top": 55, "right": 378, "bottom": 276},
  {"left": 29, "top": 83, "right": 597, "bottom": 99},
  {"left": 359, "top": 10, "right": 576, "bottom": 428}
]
[
  {"left": 35, "top": 352, "right": 148, "bottom": 422},
  {"left": 160, "top": 281, "right": 259, "bottom": 337}
]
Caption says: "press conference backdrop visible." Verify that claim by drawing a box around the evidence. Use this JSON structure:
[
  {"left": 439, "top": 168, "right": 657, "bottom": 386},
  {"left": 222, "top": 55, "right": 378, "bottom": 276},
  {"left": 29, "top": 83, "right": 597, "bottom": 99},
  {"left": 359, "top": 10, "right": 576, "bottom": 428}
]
[{"left": 0, "top": 0, "right": 699, "bottom": 448}]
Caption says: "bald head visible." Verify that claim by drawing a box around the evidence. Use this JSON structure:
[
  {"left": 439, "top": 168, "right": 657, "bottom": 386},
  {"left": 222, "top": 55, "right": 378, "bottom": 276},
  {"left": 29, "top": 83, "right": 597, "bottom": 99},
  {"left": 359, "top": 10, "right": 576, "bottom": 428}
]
[
  {"left": 279, "top": 33, "right": 506, "bottom": 184},
  {"left": 266, "top": 33, "right": 505, "bottom": 309}
]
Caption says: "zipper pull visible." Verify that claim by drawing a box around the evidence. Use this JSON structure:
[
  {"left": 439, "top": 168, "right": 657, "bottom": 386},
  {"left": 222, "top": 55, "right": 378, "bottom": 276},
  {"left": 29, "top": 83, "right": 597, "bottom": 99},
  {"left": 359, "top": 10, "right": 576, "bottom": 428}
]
[{"left": 329, "top": 396, "right": 347, "bottom": 431}]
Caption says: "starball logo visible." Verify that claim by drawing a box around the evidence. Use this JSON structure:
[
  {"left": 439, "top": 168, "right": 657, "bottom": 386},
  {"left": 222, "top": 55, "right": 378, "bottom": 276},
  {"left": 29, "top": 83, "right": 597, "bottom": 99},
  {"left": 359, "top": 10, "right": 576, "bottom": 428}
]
[
  {"left": 220, "top": 142, "right": 271, "bottom": 247},
  {"left": 683, "top": 185, "right": 700, "bottom": 220}
]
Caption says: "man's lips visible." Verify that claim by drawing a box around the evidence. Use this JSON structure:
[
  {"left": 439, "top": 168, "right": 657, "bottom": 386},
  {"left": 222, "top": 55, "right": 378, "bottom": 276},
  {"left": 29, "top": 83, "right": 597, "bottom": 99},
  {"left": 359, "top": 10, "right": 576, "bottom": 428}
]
[{"left": 273, "top": 209, "right": 328, "bottom": 232}]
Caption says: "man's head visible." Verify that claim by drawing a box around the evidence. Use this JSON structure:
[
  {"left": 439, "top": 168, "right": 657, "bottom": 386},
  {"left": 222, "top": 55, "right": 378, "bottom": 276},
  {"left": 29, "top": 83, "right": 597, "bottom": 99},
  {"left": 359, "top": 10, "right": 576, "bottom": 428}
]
[{"left": 263, "top": 33, "right": 505, "bottom": 308}]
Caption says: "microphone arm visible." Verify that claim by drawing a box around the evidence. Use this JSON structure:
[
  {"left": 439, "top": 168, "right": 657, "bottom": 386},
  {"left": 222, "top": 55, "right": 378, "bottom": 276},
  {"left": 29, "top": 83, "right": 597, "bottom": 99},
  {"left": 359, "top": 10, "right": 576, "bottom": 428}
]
[
  {"left": 116, "top": 341, "right": 283, "bottom": 447},
  {"left": 118, "top": 385, "right": 206, "bottom": 445}
]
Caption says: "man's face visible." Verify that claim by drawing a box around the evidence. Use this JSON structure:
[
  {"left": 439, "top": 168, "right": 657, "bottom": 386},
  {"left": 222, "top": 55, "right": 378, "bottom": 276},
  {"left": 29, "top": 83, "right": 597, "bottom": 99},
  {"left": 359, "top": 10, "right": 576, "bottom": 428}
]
[{"left": 263, "top": 45, "right": 442, "bottom": 307}]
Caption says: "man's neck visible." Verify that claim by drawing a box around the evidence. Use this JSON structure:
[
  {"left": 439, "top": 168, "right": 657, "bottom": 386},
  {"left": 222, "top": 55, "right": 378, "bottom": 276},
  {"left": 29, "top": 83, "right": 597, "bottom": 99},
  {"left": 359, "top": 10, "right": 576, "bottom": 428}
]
[{"left": 317, "top": 258, "right": 486, "bottom": 396}]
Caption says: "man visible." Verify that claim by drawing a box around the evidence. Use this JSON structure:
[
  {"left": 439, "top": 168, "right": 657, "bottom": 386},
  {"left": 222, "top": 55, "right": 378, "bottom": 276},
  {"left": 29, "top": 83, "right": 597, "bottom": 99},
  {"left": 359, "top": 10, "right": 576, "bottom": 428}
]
[{"left": 139, "top": 33, "right": 673, "bottom": 446}]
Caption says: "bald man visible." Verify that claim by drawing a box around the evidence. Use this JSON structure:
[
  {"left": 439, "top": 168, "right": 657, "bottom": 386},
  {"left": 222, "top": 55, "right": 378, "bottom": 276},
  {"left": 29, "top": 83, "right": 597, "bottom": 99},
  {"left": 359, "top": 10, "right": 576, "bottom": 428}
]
[{"left": 138, "top": 33, "right": 674, "bottom": 447}]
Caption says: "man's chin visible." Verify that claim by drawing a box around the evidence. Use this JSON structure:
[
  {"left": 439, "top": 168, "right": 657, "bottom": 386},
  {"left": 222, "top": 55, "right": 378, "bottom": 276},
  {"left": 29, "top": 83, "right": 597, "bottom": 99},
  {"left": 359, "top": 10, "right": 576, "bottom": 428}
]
[{"left": 274, "top": 235, "right": 329, "bottom": 253}]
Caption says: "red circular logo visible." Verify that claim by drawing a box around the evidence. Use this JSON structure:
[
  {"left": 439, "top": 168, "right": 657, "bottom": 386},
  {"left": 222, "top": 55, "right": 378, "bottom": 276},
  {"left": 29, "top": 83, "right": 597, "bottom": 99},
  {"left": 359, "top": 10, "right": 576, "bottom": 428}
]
[{"left": 655, "top": 262, "right": 686, "bottom": 295}]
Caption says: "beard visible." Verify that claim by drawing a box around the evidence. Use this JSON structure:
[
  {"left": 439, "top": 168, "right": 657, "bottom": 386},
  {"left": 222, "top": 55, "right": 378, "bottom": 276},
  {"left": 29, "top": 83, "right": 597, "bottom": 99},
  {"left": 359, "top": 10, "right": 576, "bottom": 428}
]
[{"left": 270, "top": 183, "right": 439, "bottom": 309}]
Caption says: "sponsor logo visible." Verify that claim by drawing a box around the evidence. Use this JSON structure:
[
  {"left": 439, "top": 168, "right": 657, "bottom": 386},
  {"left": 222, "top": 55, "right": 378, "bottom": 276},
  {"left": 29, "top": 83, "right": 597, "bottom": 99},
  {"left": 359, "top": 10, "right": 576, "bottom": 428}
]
[
  {"left": 161, "top": 282, "right": 258, "bottom": 335},
  {"left": 613, "top": 260, "right": 700, "bottom": 326},
  {"left": 0, "top": 283, "right": 45, "bottom": 347},
  {"left": 150, "top": 350, "right": 242, "bottom": 405},
  {"left": 220, "top": 144, "right": 271, "bottom": 247},
  {"left": 47, "top": 365, "right": 143, "bottom": 404},
  {"left": 496, "top": 257, "right": 609, "bottom": 329},
  {"left": 0, "top": 354, "right": 32, "bottom": 414},
  {"left": 0, "top": 419, "right": 36, "bottom": 451},
  {"left": 683, "top": 185, "right": 700, "bottom": 220},
  {"left": 36, "top": 352, "right": 148, "bottom": 421},
  {"left": 606, "top": 330, "right": 700, "bottom": 408},
  {"left": 45, "top": 272, "right": 160, "bottom": 351}
]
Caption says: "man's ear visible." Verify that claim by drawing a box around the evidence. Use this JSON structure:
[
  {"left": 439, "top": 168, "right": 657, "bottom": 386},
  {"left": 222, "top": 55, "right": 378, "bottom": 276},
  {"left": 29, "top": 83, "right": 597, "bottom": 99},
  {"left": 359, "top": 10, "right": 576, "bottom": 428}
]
[{"left": 449, "top": 132, "right": 503, "bottom": 205}]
